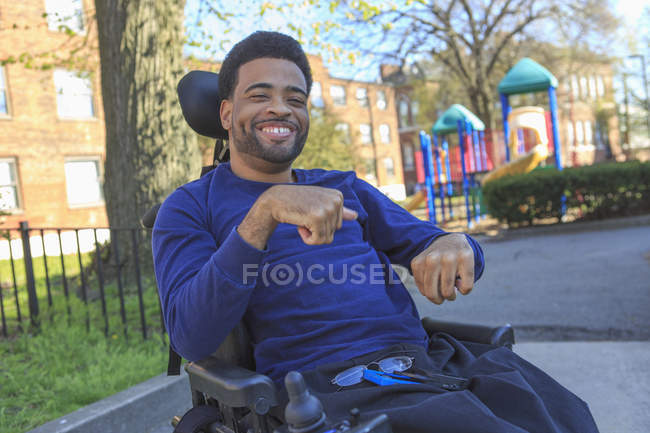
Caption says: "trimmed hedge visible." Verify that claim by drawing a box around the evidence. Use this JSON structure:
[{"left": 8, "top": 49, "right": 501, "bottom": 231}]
[{"left": 482, "top": 161, "right": 650, "bottom": 225}]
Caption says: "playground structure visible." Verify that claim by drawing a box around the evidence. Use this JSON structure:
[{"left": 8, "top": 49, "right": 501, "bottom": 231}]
[
  {"left": 481, "top": 106, "right": 550, "bottom": 184},
  {"left": 412, "top": 104, "right": 490, "bottom": 228},
  {"left": 411, "top": 58, "right": 565, "bottom": 226}
]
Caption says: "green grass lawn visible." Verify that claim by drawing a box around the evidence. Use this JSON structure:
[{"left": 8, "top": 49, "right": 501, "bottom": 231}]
[{"left": 0, "top": 253, "right": 171, "bottom": 433}]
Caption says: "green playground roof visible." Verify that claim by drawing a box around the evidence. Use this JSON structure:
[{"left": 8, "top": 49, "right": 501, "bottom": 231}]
[
  {"left": 498, "top": 57, "right": 558, "bottom": 95},
  {"left": 432, "top": 104, "right": 485, "bottom": 134}
]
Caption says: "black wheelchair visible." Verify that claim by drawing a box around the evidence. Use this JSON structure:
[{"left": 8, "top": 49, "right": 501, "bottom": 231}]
[{"left": 143, "top": 71, "right": 515, "bottom": 433}]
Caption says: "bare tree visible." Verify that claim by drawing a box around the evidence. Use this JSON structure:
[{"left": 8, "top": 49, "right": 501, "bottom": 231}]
[{"left": 306, "top": 0, "right": 620, "bottom": 131}]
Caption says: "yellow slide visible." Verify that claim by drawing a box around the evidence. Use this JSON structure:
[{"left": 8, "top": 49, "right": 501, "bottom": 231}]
[{"left": 482, "top": 106, "right": 550, "bottom": 185}]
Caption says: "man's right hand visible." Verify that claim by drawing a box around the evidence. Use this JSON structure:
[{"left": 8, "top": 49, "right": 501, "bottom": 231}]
[{"left": 237, "top": 185, "right": 358, "bottom": 249}]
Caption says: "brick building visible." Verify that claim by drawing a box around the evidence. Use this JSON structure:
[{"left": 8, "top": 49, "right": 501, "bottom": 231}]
[
  {"left": 0, "top": 0, "right": 106, "bottom": 228},
  {"left": 0, "top": 0, "right": 407, "bottom": 229}
]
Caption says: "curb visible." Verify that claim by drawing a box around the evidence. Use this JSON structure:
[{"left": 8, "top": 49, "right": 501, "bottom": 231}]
[
  {"left": 27, "top": 370, "right": 191, "bottom": 433},
  {"left": 475, "top": 214, "right": 650, "bottom": 243}
]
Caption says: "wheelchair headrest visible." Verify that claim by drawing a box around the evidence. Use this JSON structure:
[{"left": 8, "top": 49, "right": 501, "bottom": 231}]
[{"left": 177, "top": 70, "right": 228, "bottom": 140}]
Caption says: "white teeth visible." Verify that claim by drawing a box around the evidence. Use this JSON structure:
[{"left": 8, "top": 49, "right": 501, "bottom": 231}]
[{"left": 262, "top": 127, "right": 291, "bottom": 134}]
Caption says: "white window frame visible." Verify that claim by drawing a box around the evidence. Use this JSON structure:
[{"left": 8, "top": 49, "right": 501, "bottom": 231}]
[
  {"left": 566, "top": 121, "right": 575, "bottom": 149},
  {"left": 334, "top": 122, "right": 350, "bottom": 144},
  {"left": 383, "top": 157, "right": 395, "bottom": 178},
  {"left": 64, "top": 157, "right": 104, "bottom": 207},
  {"left": 53, "top": 69, "right": 95, "bottom": 119},
  {"left": 575, "top": 120, "right": 584, "bottom": 146},
  {"left": 379, "top": 123, "right": 390, "bottom": 144},
  {"left": 398, "top": 97, "right": 410, "bottom": 127},
  {"left": 0, "top": 158, "right": 21, "bottom": 212},
  {"left": 403, "top": 144, "right": 414, "bottom": 170},
  {"left": 359, "top": 124, "right": 372, "bottom": 144},
  {"left": 376, "top": 90, "right": 387, "bottom": 110},
  {"left": 0, "top": 66, "right": 10, "bottom": 117},
  {"left": 596, "top": 76, "right": 605, "bottom": 97},
  {"left": 588, "top": 76, "right": 596, "bottom": 99},
  {"left": 44, "top": 0, "right": 85, "bottom": 34},
  {"left": 330, "top": 84, "right": 346, "bottom": 106},
  {"left": 579, "top": 76, "right": 588, "bottom": 99},
  {"left": 310, "top": 81, "right": 324, "bottom": 108},
  {"left": 356, "top": 87, "right": 368, "bottom": 107}
]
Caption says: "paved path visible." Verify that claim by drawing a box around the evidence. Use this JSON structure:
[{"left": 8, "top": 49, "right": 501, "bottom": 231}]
[
  {"left": 401, "top": 224, "right": 650, "bottom": 432},
  {"left": 405, "top": 225, "right": 650, "bottom": 341}
]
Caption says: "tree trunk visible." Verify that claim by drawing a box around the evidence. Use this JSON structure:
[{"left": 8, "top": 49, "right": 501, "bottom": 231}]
[{"left": 95, "top": 0, "right": 200, "bottom": 279}]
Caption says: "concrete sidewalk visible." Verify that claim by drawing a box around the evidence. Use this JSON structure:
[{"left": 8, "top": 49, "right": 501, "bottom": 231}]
[
  {"left": 28, "top": 341, "right": 650, "bottom": 433},
  {"left": 515, "top": 341, "right": 650, "bottom": 433}
]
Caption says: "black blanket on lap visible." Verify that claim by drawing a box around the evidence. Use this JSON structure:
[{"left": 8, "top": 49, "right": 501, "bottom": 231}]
[{"left": 279, "top": 335, "right": 599, "bottom": 433}]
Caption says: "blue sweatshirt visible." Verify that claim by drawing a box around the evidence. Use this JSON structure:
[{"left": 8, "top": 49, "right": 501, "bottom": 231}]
[{"left": 152, "top": 163, "right": 484, "bottom": 383}]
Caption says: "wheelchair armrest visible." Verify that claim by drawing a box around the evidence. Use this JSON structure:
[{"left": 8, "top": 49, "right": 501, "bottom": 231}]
[
  {"left": 421, "top": 317, "right": 515, "bottom": 349},
  {"left": 186, "top": 357, "right": 279, "bottom": 415}
]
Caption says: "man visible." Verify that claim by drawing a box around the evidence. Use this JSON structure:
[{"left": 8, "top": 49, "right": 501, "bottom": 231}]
[{"left": 153, "top": 31, "right": 598, "bottom": 432}]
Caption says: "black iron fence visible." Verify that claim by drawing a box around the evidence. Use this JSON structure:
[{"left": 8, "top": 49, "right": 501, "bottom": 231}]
[{"left": 0, "top": 222, "right": 165, "bottom": 342}]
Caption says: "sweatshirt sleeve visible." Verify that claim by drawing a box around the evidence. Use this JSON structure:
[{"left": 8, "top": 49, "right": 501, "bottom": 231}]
[
  {"left": 352, "top": 177, "right": 484, "bottom": 281},
  {"left": 152, "top": 187, "right": 266, "bottom": 361}
]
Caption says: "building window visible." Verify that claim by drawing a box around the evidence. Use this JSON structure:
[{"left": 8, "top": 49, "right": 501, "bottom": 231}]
[
  {"left": 0, "top": 66, "right": 9, "bottom": 116},
  {"left": 379, "top": 124, "right": 390, "bottom": 143},
  {"left": 0, "top": 158, "right": 20, "bottom": 211},
  {"left": 360, "top": 124, "right": 372, "bottom": 144},
  {"left": 596, "top": 76, "right": 605, "bottom": 97},
  {"left": 45, "top": 0, "right": 85, "bottom": 34},
  {"left": 364, "top": 158, "right": 376, "bottom": 182},
  {"left": 356, "top": 87, "right": 368, "bottom": 107},
  {"left": 579, "top": 76, "right": 588, "bottom": 99},
  {"left": 398, "top": 97, "right": 410, "bottom": 127},
  {"left": 53, "top": 69, "right": 94, "bottom": 119},
  {"left": 310, "top": 81, "right": 324, "bottom": 108},
  {"left": 64, "top": 158, "right": 103, "bottom": 206},
  {"left": 376, "top": 91, "right": 387, "bottom": 110},
  {"left": 566, "top": 121, "right": 574, "bottom": 148},
  {"left": 330, "top": 85, "right": 346, "bottom": 106},
  {"left": 584, "top": 120, "right": 593, "bottom": 145},
  {"left": 335, "top": 123, "right": 350, "bottom": 144},
  {"left": 383, "top": 157, "right": 395, "bottom": 177},
  {"left": 575, "top": 120, "right": 584, "bottom": 145},
  {"left": 403, "top": 144, "right": 414, "bottom": 170},
  {"left": 588, "top": 76, "right": 596, "bottom": 99}
]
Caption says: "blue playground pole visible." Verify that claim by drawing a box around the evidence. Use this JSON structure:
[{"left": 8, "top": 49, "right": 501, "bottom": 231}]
[
  {"left": 419, "top": 131, "right": 437, "bottom": 224},
  {"left": 471, "top": 175, "right": 480, "bottom": 223},
  {"left": 432, "top": 134, "right": 446, "bottom": 222},
  {"left": 456, "top": 120, "right": 472, "bottom": 228},
  {"left": 472, "top": 128, "right": 482, "bottom": 172},
  {"left": 466, "top": 120, "right": 481, "bottom": 224},
  {"left": 500, "top": 93, "right": 511, "bottom": 162},
  {"left": 547, "top": 86, "right": 566, "bottom": 215}
]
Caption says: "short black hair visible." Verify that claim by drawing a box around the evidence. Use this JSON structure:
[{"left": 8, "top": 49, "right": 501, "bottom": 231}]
[{"left": 218, "top": 31, "right": 313, "bottom": 100}]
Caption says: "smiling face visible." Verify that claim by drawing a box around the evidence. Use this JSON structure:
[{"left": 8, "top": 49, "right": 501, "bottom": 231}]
[{"left": 220, "top": 57, "right": 310, "bottom": 177}]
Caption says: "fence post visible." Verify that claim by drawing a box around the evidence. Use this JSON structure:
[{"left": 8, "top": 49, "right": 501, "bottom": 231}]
[{"left": 20, "top": 221, "right": 39, "bottom": 326}]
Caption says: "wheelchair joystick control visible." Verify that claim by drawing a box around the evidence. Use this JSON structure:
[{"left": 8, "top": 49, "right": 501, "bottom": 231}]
[{"left": 284, "top": 371, "right": 327, "bottom": 433}]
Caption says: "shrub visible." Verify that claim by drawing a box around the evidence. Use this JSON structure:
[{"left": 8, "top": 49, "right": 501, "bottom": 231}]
[{"left": 483, "top": 161, "right": 650, "bottom": 225}]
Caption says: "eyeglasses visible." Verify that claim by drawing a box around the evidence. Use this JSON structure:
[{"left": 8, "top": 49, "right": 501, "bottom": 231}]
[{"left": 331, "top": 356, "right": 414, "bottom": 387}]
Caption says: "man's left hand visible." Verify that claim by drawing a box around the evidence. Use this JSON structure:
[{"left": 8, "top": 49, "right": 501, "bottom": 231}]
[{"left": 410, "top": 233, "right": 475, "bottom": 305}]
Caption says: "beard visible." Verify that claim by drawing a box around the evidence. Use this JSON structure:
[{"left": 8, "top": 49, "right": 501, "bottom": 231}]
[{"left": 231, "top": 117, "right": 309, "bottom": 164}]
